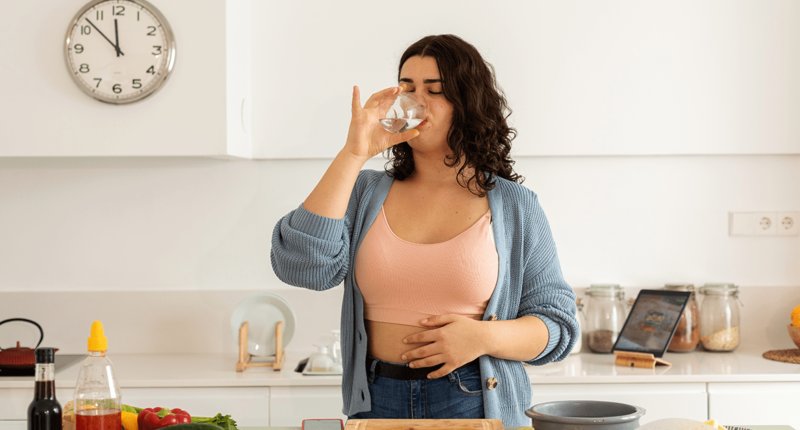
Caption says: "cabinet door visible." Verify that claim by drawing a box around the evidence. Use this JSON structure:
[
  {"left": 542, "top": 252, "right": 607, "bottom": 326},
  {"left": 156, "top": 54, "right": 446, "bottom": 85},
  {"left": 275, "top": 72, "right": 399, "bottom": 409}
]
[
  {"left": 121, "top": 387, "right": 270, "bottom": 427},
  {"left": 0, "top": 388, "right": 72, "bottom": 420},
  {"left": 269, "top": 386, "right": 345, "bottom": 427},
  {"left": 0, "top": 0, "right": 250, "bottom": 158},
  {"left": 708, "top": 382, "right": 800, "bottom": 428},
  {"left": 251, "top": 2, "right": 800, "bottom": 159},
  {"left": 530, "top": 383, "right": 708, "bottom": 424},
  {"left": 0, "top": 421, "right": 25, "bottom": 430}
]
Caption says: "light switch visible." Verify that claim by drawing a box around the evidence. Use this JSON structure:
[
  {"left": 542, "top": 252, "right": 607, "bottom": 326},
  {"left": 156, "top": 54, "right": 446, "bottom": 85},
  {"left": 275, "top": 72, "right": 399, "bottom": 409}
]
[{"left": 729, "top": 212, "right": 755, "bottom": 236}]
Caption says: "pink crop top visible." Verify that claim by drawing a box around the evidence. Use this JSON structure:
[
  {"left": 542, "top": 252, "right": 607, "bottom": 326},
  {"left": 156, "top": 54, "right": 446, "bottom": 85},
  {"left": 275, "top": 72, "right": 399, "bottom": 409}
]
[{"left": 354, "top": 206, "right": 499, "bottom": 327}]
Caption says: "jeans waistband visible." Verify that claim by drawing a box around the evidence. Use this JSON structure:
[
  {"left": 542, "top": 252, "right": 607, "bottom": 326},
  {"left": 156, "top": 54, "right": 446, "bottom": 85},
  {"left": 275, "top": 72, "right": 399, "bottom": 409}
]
[{"left": 366, "top": 356, "right": 479, "bottom": 380}]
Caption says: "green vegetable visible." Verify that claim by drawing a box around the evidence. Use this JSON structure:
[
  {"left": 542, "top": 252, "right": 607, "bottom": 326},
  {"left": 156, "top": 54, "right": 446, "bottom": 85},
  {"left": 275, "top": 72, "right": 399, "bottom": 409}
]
[
  {"left": 162, "top": 424, "right": 222, "bottom": 430},
  {"left": 154, "top": 408, "right": 180, "bottom": 419},
  {"left": 191, "top": 414, "right": 239, "bottom": 430}
]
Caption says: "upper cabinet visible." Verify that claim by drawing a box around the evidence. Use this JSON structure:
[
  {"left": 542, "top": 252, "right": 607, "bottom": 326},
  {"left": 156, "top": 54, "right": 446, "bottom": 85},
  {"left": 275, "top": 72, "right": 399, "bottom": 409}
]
[
  {"left": 0, "top": 0, "right": 251, "bottom": 158},
  {"left": 251, "top": 1, "right": 800, "bottom": 159},
  {"left": 3, "top": 1, "right": 799, "bottom": 158}
]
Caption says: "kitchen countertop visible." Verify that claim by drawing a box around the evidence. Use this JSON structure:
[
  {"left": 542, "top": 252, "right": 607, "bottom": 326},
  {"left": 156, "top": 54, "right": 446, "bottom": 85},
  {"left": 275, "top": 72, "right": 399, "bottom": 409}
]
[
  {"left": 526, "top": 347, "right": 800, "bottom": 383},
  {"left": 0, "top": 423, "right": 793, "bottom": 430},
  {"left": 1, "top": 347, "right": 798, "bottom": 389},
  {"left": 232, "top": 427, "right": 796, "bottom": 430}
]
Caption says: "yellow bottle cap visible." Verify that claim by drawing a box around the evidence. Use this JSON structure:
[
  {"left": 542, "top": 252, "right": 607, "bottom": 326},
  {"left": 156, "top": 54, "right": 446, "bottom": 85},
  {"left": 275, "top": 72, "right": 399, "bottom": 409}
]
[{"left": 87, "top": 321, "right": 108, "bottom": 352}]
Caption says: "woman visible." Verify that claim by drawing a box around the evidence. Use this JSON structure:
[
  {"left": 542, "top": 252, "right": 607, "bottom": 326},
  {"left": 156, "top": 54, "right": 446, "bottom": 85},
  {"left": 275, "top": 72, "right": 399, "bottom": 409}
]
[{"left": 271, "top": 34, "right": 578, "bottom": 426}]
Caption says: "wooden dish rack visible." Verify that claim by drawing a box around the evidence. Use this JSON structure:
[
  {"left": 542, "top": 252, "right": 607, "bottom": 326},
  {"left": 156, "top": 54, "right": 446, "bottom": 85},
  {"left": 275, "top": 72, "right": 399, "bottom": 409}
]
[{"left": 236, "top": 321, "right": 285, "bottom": 371}]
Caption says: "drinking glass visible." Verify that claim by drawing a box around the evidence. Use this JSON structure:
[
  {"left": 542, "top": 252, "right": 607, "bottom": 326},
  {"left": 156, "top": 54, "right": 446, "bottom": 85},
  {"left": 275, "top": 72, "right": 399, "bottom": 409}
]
[{"left": 379, "top": 92, "right": 426, "bottom": 133}]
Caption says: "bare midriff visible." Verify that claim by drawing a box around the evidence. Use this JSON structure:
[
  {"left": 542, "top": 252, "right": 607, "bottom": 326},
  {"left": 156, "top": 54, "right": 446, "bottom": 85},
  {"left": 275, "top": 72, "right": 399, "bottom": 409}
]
[
  {"left": 366, "top": 320, "right": 436, "bottom": 364},
  {"left": 363, "top": 176, "right": 491, "bottom": 365}
]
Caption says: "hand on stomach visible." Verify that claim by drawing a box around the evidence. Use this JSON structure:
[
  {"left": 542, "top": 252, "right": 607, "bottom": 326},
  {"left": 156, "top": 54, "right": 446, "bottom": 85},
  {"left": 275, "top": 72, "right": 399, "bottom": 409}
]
[{"left": 366, "top": 320, "right": 434, "bottom": 364}]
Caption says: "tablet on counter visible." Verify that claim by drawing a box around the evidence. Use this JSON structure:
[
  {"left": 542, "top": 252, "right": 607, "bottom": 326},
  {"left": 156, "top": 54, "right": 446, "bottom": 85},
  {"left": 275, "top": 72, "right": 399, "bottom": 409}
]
[{"left": 611, "top": 289, "right": 692, "bottom": 358}]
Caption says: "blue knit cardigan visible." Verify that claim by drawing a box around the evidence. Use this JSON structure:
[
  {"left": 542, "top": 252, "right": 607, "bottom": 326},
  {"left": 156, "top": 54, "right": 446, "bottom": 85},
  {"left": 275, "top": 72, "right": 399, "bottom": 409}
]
[{"left": 271, "top": 170, "right": 578, "bottom": 426}]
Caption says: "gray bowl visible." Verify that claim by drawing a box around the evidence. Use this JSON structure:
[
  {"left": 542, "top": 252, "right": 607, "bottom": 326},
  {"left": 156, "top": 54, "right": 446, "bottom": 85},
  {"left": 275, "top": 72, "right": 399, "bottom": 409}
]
[{"left": 525, "top": 400, "right": 646, "bottom": 430}]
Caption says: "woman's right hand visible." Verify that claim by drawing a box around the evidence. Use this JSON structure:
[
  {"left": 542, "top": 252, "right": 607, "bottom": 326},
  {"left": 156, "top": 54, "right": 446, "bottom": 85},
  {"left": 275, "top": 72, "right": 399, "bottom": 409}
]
[{"left": 344, "top": 85, "right": 420, "bottom": 161}]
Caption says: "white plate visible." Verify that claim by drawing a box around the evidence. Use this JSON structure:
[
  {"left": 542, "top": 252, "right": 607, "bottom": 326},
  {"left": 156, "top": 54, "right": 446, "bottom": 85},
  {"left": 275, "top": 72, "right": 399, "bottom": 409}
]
[{"left": 230, "top": 292, "right": 297, "bottom": 357}]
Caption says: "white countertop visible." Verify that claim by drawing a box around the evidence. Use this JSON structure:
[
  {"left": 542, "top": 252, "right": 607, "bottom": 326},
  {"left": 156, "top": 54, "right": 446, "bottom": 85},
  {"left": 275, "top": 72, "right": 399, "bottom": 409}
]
[
  {"left": 526, "top": 347, "right": 800, "bottom": 384},
  {"left": 2, "top": 348, "right": 799, "bottom": 389},
  {"left": 0, "top": 425, "right": 790, "bottom": 430}
]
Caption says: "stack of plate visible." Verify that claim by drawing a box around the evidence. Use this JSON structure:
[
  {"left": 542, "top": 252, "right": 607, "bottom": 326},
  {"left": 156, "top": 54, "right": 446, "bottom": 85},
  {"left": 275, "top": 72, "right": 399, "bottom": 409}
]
[{"left": 230, "top": 292, "right": 297, "bottom": 358}]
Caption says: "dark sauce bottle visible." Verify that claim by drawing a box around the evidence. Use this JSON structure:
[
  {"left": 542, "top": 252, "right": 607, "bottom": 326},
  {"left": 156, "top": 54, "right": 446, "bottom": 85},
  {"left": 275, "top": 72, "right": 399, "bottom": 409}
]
[{"left": 28, "top": 348, "right": 62, "bottom": 430}]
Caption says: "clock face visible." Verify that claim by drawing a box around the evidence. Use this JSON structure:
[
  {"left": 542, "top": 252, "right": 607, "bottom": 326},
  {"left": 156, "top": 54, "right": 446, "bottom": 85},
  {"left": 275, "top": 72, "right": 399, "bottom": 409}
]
[{"left": 65, "top": 0, "right": 176, "bottom": 104}]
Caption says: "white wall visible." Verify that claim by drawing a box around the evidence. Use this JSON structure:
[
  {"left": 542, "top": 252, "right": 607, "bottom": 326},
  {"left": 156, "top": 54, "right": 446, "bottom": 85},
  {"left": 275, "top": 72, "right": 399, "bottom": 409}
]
[
  {"left": 1, "top": 285, "right": 798, "bottom": 354},
  {"left": 0, "top": 155, "right": 798, "bottom": 353},
  {"left": 0, "top": 155, "right": 798, "bottom": 292}
]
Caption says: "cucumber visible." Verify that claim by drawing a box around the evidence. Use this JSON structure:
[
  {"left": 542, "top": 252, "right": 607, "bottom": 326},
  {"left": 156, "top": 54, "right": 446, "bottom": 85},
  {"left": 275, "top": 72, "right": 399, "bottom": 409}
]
[{"left": 167, "top": 424, "right": 223, "bottom": 430}]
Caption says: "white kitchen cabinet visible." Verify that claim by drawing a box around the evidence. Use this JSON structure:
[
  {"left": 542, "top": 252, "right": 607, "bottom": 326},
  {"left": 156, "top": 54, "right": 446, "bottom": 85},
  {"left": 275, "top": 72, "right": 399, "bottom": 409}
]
[
  {"left": 529, "top": 383, "right": 708, "bottom": 424},
  {"left": 0, "top": 387, "right": 269, "bottom": 426},
  {"left": 708, "top": 382, "right": 800, "bottom": 429},
  {"left": 5, "top": 2, "right": 798, "bottom": 159},
  {"left": 0, "top": 388, "right": 73, "bottom": 420},
  {"left": 251, "top": 1, "right": 800, "bottom": 159},
  {"left": 269, "top": 386, "right": 346, "bottom": 427},
  {"left": 0, "top": 421, "right": 25, "bottom": 430},
  {"left": 0, "top": 0, "right": 250, "bottom": 158}
]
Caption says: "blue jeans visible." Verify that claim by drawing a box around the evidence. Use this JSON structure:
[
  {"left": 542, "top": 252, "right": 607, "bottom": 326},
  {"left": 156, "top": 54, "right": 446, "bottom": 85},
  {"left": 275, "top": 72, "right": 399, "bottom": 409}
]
[{"left": 347, "top": 356, "right": 485, "bottom": 420}]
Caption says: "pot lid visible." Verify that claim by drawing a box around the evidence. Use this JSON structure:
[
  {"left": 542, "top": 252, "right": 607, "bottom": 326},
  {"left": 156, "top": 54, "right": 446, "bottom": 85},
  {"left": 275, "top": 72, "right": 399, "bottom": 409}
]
[{"left": 4, "top": 341, "right": 33, "bottom": 351}]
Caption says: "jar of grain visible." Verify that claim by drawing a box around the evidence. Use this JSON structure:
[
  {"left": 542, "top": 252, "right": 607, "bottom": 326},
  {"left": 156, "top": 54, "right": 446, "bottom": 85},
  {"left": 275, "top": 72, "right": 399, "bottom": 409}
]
[
  {"left": 664, "top": 284, "right": 700, "bottom": 352},
  {"left": 698, "top": 283, "right": 741, "bottom": 352},
  {"left": 584, "top": 284, "right": 627, "bottom": 353}
]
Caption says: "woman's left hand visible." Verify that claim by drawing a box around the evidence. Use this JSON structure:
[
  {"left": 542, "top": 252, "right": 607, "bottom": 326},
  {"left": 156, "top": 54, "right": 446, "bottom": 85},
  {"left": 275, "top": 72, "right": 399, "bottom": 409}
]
[{"left": 401, "top": 314, "right": 488, "bottom": 379}]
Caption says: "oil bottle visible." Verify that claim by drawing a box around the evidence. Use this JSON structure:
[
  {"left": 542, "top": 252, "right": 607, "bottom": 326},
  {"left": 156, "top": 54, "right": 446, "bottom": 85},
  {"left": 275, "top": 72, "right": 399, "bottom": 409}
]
[{"left": 73, "top": 322, "right": 122, "bottom": 430}]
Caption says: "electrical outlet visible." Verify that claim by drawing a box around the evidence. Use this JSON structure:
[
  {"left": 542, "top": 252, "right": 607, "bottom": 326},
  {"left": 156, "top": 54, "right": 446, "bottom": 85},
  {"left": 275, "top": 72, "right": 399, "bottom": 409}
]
[
  {"left": 776, "top": 211, "right": 799, "bottom": 236},
  {"left": 753, "top": 212, "right": 776, "bottom": 236},
  {"left": 729, "top": 211, "right": 792, "bottom": 236}
]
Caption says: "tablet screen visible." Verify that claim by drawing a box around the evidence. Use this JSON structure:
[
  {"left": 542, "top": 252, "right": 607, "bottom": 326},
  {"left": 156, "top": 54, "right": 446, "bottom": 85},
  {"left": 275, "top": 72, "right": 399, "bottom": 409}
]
[{"left": 612, "top": 289, "right": 691, "bottom": 357}]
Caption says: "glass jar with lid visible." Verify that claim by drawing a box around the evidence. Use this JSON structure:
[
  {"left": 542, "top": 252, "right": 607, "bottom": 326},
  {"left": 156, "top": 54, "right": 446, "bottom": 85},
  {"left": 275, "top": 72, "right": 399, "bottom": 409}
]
[
  {"left": 584, "top": 284, "right": 627, "bottom": 353},
  {"left": 664, "top": 284, "right": 700, "bottom": 352},
  {"left": 569, "top": 298, "right": 586, "bottom": 355},
  {"left": 698, "top": 283, "right": 741, "bottom": 352}
]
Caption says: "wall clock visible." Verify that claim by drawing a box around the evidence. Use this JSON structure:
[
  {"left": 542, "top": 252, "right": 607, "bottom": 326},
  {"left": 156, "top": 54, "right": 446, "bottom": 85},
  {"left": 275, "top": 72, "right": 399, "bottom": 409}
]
[{"left": 64, "top": 0, "right": 176, "bottom": 104}]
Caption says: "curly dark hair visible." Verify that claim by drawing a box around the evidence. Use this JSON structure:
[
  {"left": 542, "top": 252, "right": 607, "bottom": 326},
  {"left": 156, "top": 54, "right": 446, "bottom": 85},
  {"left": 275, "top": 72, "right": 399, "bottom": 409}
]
[{"left": 385, "top": 34, "right": 523, "bottom": 196}]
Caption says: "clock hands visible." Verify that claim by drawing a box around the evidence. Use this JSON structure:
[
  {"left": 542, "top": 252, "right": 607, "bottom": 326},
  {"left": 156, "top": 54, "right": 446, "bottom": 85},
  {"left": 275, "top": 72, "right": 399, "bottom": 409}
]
[
  {"left": 84, "top": 18, "right": 124, "bottom": 56},
  {"left": 114, "top": 19, "right": 121, "bottom": 57}
]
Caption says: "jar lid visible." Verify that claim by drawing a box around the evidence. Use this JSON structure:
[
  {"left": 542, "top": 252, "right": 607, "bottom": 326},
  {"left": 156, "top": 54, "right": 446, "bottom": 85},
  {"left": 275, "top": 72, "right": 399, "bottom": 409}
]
[
  {"left": 664, "top": 283, "right": 694, "bottom": 291},
  {"left": 699, "top": 283, "right": 738, "bottom": 295},
  {"left": 586, "top": 284, "right": 623, "bottom": 297},
  {"left": 588, "top": 283, "right": 621, "bottom": 290}
]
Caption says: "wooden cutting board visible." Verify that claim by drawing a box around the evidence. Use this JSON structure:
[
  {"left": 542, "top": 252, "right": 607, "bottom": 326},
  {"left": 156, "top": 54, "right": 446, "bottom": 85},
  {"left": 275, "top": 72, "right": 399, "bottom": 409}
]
[{"left": 344, "top": 419, "right": 505, "bottom": 430}]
